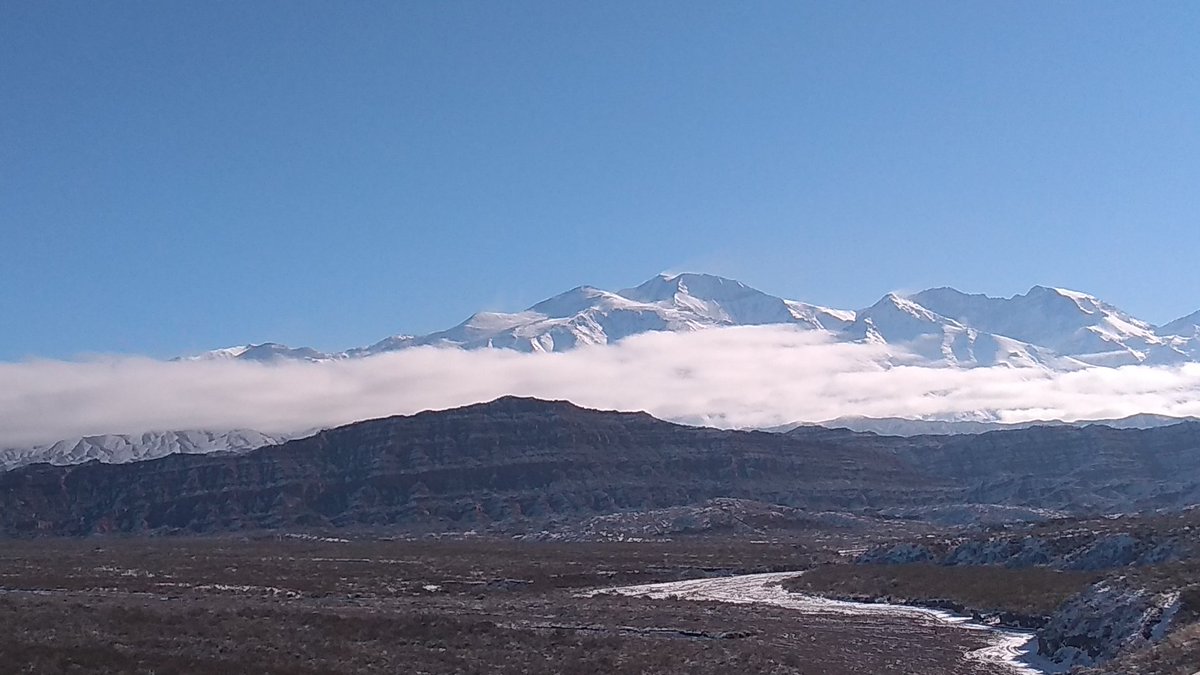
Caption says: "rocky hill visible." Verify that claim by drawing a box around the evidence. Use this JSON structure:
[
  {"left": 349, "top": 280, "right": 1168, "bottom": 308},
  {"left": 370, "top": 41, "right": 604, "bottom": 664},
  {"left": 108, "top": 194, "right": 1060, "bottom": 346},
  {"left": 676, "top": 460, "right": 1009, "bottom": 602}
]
[
  {"left": 3, "top": 398, "right": 1200, "bottom": 537},
  {"left": 790, "top": 422, "right": 1200, "bottom": 516},
  {"left": 0, "top": 398, "right": 932, "bottom": 536}
]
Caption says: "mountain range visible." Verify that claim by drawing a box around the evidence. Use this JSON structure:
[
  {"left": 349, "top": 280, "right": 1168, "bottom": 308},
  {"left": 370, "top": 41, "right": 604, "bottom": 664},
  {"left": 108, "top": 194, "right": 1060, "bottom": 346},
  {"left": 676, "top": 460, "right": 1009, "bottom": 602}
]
[
  {"left": 184, "top": 273, "right": 1200, "bottom": 369},
  {"left": 13, "top": 273, "right": 1196, "bottom": 473},
  {"left": 9, "top": 412, "right": 1199, "bottom": 472},
  {"left": 4, "top": 397, "right": 1199, "bottom": 536},
  {"left": 794, "top": 412, "right": 1200, "bottom": 437},
  {"left": 0, "top": 429, "right": 288, "bottom": 472}
]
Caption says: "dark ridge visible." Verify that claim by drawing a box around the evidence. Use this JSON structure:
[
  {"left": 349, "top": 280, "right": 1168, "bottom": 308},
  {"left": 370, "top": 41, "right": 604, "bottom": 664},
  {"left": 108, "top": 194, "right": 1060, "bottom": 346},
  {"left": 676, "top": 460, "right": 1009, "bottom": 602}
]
[{"left": 2, "top": 398, "right": 1199, "bottom": 537}]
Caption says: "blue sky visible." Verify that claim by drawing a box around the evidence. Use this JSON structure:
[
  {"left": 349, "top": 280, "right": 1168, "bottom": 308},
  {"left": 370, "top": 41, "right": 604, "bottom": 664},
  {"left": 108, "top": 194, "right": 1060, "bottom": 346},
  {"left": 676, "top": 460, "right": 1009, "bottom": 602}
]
[{"left": 3, "top": 2, "right": 1199, "bottom": 360}]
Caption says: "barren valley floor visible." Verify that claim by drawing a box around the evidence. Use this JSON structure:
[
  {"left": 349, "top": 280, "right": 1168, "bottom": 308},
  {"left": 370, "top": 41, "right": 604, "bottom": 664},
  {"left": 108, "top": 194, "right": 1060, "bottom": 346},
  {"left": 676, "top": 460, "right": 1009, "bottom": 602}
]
[{"left": 1, "top": 537, "right": 1021, "bottom": 675}]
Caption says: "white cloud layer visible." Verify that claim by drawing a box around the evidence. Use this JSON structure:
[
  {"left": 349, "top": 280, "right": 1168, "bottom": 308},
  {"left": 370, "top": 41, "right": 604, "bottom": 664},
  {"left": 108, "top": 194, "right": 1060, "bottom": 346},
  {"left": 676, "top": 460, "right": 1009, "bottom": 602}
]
[{"left": 4, "top": 326, "right": 1200, "bottom": 447}]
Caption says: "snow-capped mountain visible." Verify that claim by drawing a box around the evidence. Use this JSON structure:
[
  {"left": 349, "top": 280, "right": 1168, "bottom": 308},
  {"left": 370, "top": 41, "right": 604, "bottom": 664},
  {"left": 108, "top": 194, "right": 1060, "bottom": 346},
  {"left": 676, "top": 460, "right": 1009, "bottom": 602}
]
[
  {"left": 181, "top": 272, "right": 1199, "bottom": 371},
  {"left": 357, "top": 273, "right": 855, "bottom": 354},
  {"left": 178, "top": 343, "right": 331, "bottom": 362},
  {"left": 616, "top": 273, "right": 855, "bottom": 331},
  {"left": 795, "top": 413, "right": 1200, "bottom": 437},
  {"left": 909, "top": 286, "right": 1189, "bottom": 366},
  {"left": 1159, "top": 310, "right": 1200, "bottom": 340},
  {"left": 843, "top": 293, "right": 1085, "bottom": 368},
  {"left": 0, "top": 429, "right": 288, "bottom": 472},
  {"left": 192, "top": 273, "right": 855, "bottom": 359}
]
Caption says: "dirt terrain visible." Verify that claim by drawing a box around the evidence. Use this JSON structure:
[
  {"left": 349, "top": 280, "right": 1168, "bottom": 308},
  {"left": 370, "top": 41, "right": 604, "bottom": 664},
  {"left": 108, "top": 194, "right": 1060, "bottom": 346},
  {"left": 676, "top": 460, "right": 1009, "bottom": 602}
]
[
  {"left": 1, "top": 536, "right": 1019, "bottom": 675},
  {"left": 783, "top": 563, "right": 1102, "bottom": 626}
]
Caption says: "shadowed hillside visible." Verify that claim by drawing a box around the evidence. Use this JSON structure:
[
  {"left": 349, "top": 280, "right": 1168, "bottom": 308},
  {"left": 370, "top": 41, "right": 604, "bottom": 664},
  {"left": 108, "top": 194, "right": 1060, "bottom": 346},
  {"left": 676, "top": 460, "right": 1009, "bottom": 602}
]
[{"left": 3, "top": 397, "right": 1199, "bottom": 537}]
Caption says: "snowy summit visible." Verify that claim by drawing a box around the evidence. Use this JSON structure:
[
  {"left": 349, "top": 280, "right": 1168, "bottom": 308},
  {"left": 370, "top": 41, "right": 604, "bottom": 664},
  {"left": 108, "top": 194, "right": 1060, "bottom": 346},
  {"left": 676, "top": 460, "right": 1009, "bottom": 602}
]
[{"left": 183, "top": 273, "right": 1200, "bottom": 370}]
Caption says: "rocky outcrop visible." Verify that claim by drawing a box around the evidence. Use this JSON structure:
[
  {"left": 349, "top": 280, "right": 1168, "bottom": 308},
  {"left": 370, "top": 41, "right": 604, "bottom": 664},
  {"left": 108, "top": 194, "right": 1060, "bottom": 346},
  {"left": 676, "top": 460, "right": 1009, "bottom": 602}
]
[
  {"left": 536, "top": 498, "right": 875, "bottom": 541},
  {"left": 856, "top": 543, "right": 940, "bottom": 565},
  {"left": 850, "top": 515, "right": 1200, "bottom": 670},
  {"left": 1076, "top": 619, "right": 1200, "bottom": 675},
  {"left": 857, "top": 524, "right": 1193, "bottom": 570},
  {"left": 1037, "top": 579, "right": 1181, "bottom": 668},
  {"left": 1060, "top": 533, "right": 1181, "bottom": 570}
]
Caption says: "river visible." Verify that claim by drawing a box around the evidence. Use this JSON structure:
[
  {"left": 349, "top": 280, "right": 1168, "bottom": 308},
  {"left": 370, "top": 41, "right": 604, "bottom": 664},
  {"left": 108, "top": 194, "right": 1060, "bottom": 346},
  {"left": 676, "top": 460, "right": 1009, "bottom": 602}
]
[{"left": 592, "top": 571, "right": 1059, "bottom": 675}]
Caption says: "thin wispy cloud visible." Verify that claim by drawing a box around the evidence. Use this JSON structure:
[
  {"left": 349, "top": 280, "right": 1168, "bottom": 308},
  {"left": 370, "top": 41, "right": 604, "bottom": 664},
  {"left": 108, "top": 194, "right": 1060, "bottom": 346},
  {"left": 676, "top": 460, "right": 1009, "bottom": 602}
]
[{"left": 3, "top": 326, "right": 1200, "bottom": 447}]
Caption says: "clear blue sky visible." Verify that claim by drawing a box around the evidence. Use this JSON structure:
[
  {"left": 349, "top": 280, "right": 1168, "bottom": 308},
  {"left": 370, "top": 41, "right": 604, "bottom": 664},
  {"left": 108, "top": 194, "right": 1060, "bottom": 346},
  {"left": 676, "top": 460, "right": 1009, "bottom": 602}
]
[{"left": 3, "top": 2, "right": 1199, "bottom": 360}]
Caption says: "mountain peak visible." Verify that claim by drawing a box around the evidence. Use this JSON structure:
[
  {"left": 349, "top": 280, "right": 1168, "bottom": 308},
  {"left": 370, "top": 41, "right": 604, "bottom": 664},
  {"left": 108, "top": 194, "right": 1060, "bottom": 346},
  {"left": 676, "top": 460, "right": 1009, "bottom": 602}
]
[
  {"left": 526, "top": 285, "right": 624, "bottom": 318},
  {"left": 1159, "top": 309, "right": 1200, "bottom": 338},
  {"left": 909, "top": 286, "right": 981, "bottom": 302},
  {"left": 911, "top": 285, "right": 1165, "bottom": 365},
  {"left": 866, "top": 293, "right": 949, "bottom": 324},
  {"left": 179, "top": 342, "right": 331, "bottom": 363},
  {"left": 453, "top": 395, "right": 581, "bottom": 413},
  {"left": 1025, "top": 285, "right": 1101, "bottom": 305},
  {"left": 616, "top": 273, "right": 808, "bottom": 327},
  {"left": 1027, "top": 284, "right": 1089, "bottom": 296},
  {"left": 618, "top": 272, "right": 751, "bottom": 304},
  {"left": 178, "top": 273, "right": 1197, "bottom": 369},
  {"left": 424, "top": 395, "right": 645, "bottom": 420}
]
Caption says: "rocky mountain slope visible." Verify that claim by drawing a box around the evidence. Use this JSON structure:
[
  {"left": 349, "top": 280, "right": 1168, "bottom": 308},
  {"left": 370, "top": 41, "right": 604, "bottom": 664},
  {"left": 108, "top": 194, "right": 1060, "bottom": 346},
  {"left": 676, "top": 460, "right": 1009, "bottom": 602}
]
[
  {"left": 3, "top": 398, "right": 1200, "bottom": 537},
  {"left": 793, "top": 422, "right": 1200, "bottom": 517},
  {"left": 182, "top": 272, "right": 1200, "bottom": 370},
  {"left": 0, "top": 398, "right": 934, "bottom": 536},
  {"left": 841, "top": 512, "right": 1200, "bottom": 672}
]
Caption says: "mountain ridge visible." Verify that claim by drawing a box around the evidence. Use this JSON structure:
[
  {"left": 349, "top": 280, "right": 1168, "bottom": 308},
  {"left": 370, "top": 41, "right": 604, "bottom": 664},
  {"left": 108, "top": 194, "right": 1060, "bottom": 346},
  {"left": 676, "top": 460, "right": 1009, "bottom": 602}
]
[
  {"left": 788, "top": 413, "right": 1200, "bottom": 437},
  {"left": 4, "top": 397, "right": 1200, "bottom": 537},
  {"left": 9, "top": 405, "right": 1199, "bottom": 473},
  {"left": 181, "top": 273, "right": 1200, "bottom": 369},
  {"left": 0, "top": 429, "right": 289, "bottom": 472}
]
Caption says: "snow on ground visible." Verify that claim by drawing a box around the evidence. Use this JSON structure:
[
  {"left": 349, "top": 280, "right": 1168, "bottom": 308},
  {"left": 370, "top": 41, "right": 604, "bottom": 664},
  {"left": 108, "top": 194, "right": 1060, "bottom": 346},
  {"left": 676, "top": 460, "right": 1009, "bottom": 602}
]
[{"left": 589, "top": 571, "right": 1060, "bottom": 675}]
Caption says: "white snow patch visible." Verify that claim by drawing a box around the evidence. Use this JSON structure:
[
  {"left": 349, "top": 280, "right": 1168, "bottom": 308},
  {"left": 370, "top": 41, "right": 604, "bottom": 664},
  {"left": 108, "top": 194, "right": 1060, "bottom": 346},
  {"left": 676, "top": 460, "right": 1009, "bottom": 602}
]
[{"left": 588, "top": 572, "right": 1058, "bottom": 675}]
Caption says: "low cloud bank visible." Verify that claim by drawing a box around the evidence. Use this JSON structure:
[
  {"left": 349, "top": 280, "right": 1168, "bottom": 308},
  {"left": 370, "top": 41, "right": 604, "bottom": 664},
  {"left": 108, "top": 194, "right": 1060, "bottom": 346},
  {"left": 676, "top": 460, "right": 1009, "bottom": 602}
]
[{"left": 3, "top": 326, "right": 1200, "bottom": 446}]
